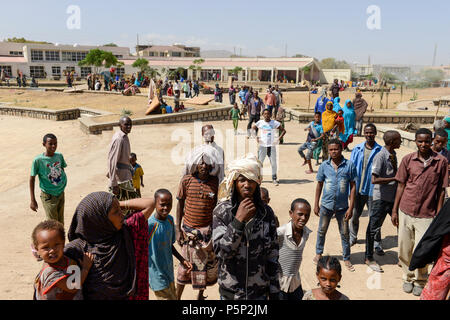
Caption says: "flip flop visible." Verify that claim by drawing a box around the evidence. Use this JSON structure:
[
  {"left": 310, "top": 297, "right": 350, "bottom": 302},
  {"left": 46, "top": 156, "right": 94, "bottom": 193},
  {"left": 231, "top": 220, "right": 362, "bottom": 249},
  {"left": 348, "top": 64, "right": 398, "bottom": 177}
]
[
  {"left": 344, "top": 261, "right": 355, "bottom": 272},
  {"left": 366, "top": 260, "right": 384, "bottom": 273}
]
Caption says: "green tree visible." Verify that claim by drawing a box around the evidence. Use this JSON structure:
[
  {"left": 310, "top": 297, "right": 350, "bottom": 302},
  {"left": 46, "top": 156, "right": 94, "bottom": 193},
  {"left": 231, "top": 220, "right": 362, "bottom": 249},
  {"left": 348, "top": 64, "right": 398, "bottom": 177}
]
[
  {"left": 103, "top": 43, "right": 118, "bottom": 47},
  {"left": 5, "top": 37, "right": 51, "bottom": 44},
  {"left": 189, "top": 59, "right": 205, "bottom": 79},
  {"left": 320, "top": 58, "right": 351, "bottom": 69},
  {"left": 421, "top": 69, "right": 445, "bottom": 84},
  {"left": 132, "top": 58, "right": 149, "bottom": 72},
  {"left": 292, "top": 53, "right": 309, "bottom": 58},
  {"left": 78, "top": 49, "right": 120, "bottom": 74}
]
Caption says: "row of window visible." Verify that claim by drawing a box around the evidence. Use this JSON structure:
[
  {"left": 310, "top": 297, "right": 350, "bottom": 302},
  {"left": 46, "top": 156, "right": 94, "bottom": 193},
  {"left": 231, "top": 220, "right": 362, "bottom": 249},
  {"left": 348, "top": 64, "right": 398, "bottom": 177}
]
[
  {"left": 9, "top": 51, "right": 23, "bottom": 56},
  {"left": 1, "top": 65, "right": 125, "bottom": 78},
  {"left": 30, "top": 50, "right": 88, "bottom": 62}
]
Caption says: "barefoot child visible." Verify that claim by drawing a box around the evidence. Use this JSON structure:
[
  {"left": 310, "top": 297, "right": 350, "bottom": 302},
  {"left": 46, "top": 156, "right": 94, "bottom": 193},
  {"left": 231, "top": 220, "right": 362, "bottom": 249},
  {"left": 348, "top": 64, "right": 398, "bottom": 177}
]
[
  {"left": 298, "top": 112, "right": 324, "bottom": 174},
  {"left": 32, "top": 220, "right": 94, "bottom": 300},
  {"left": 148, "top": 189, "right": 192, "bottom": 300},
  {"left": 130, "top": 153, "right": 144, "bottom": 198},
  {"left": 302, "top": 256, "right": 349, "bottom": 300},
  {"left": 260, "top": 187, "right": 280, "bottom": 227},
  {"left": 30, "top": 133, "right": 68, "bottom": 225},
  {"left": 278, "top": 198, "right": 312, "bottom": 300}
]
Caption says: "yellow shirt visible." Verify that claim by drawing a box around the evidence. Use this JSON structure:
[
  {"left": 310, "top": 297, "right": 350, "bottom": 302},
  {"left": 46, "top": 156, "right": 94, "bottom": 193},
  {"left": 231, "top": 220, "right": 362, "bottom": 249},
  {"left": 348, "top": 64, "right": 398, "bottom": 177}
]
[{"left": 132, "top": 164, "right": 144, "bottom": 190}]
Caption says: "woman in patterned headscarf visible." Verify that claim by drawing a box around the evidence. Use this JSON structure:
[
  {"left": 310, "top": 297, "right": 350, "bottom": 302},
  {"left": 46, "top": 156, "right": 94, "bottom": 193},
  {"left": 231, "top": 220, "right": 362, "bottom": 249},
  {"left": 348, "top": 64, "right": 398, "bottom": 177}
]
[{"left": 64, "top": 192, "right": 155, "bottom": 300}]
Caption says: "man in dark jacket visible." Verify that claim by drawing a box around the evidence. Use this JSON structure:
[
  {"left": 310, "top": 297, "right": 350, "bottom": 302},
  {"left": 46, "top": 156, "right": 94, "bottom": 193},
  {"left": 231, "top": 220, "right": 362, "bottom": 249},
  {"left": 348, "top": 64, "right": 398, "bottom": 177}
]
[
  {"left": 330, "top": 79, "right": 341, "bottom": 99},
  {"left": 213, "top": 154, "right": 280, "bottom": 300}
]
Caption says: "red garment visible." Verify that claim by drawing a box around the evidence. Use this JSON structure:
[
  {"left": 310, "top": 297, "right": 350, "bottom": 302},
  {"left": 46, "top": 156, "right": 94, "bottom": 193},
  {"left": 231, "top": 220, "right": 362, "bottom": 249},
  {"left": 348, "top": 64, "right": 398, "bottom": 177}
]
[
  {"left": 126, "top": 211, "right": 149, "bottom": 300},
  {"left": 342, "top": 134, "right": 353, "bottom": 149},
  {"left": 421, "top": 234, "right": 450, "bottom": 300}
]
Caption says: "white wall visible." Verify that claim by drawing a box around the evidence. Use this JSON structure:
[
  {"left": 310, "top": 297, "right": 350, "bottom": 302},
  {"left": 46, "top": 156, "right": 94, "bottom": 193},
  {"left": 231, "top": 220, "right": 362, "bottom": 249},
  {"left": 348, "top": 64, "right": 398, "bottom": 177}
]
[{"left": 320, "top": 69, "right": 351, "bottom": 84}]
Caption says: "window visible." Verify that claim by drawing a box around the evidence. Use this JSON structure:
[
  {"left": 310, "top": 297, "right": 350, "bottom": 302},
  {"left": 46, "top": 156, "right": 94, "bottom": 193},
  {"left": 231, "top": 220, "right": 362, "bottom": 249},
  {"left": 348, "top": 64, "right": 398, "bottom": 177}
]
[
  {"left": 52, "top": 66, "right": 61, "bottom": 76},
  {"left": 45, "top": 51, "right": 60, "bottom": 61},
  {"left": 160, "top": 52, "right": 165, "bottom": 57},
  {"left": 148, "top": 52, "right": 155, "bottom": 57},
  {"left": 114, "top": 54, "right": 123, "bottom": 59},
  {"left": 172, "top": 52, "right": 182, "bottom": 57},
  {"left": 80, "top": 67, "right": 91, "bottom": 77},
  {"left": 9, "top": 51, "right": 23, "bottom": 56},
  {"left": 31, "top": 50, "right": 44, "bottom": 61},
  {"left": 62, "top": 51, "right": 87, "bottom": 62},
  {"left": 0, "top": 65, "right": 12, "bottom": 77},
  {"left": 115, "top": 67, "right": 125, "bottom": 77},
  {"left": 30, "top": 66, "right": 46, "bottom": 78}
]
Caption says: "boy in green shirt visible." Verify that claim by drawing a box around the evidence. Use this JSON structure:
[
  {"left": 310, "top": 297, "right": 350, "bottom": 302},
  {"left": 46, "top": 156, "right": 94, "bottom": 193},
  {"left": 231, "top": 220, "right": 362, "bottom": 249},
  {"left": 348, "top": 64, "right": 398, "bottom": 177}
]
[
  {"left": 229, "top": 103, "right": 242, "bottom": 135},
  {"left": 30, "top": 134, "right": 67, "bottom": 225}
]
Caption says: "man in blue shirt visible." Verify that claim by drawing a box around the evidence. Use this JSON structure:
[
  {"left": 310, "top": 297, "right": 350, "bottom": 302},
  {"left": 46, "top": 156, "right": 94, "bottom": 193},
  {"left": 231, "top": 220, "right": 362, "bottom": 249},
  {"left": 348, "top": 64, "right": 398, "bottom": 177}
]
[
  {"left": 349, "top": 124, "right": 383, "bottom": 252},
  {"left": 314, "top": 88, "right": 329, "bottom": 115},
  {"left": 298, "top": 112, "right": 324, "bottom": 174},
  {"left": 314, "top": 139, "right": 357, "bottom": 272}
]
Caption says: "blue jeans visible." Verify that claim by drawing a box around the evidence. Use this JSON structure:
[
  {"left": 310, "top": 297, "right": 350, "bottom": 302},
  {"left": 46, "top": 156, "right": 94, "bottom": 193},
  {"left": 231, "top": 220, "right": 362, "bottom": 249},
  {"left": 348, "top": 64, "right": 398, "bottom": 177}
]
[
  {"left": 365, "top": 200, "right": 393, "bottom": 259},
  {"left": 316, "top": 206, "right": 351, "bottom": 261},
  {"left": 298, "top": 141, "right": 317, "bottom": 161},
  {"left": 266, "top": 105, "right": 274, "bottom": 113},
  {"left": 279, "top": 284, "right": 304, "bottom": 300}
]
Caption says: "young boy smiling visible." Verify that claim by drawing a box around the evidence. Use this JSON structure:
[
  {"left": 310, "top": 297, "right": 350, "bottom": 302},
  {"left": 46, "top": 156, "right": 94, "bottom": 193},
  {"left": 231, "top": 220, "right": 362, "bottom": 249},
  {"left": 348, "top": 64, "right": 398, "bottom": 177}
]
[
  {"left": 277, "top": 198, "right": 312, "bottom": 300},
  {"left": 148, "top": 189, "right": 192, "bottom": 300},
  {"left": 30, "top": 134, "right": 68, "bottom": 225}
]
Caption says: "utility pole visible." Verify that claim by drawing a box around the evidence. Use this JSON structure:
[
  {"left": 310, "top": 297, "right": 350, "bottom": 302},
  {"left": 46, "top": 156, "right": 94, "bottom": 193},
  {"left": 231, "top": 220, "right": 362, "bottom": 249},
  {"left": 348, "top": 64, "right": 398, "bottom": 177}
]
[
  {"left": 432, "top": 43, "right": 437, "bottom": 66},
  {"left": 285, "top": 43, "right": 287, "bottom": 57},
  {"left": 136, "top": 34, "right": 140, "bottom": 57}
]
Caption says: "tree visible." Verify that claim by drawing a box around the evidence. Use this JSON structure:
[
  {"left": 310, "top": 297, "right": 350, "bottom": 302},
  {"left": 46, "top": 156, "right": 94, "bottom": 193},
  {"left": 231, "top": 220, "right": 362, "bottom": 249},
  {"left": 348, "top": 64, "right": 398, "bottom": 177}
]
[
  {"left": 421, "top": 69, "right": 445, "bottom": 84},
  {"left": 168, "top": 67, "right": 186, "bottom": 80},
  {"left": 379, "top": 71, "right": 397, "bottom": 83},
  {"left": 6, "top": 37, "right": 51, "bottom": 44},
  {"left": 189, "top": 59, "right": 205, "bottom": 80},
  {"left": 320, "top": 58, "right": 351, "bottom": 69},
  {"left": 293, "top": 53, "right": 309, "bottom": 58},
  {"left": 78, "top": 49, "right": 120, "bottom": 74},
  {"left": 132, "top": 58, "right": 149, "bottom": 72},
  {"left": 103, "top": 43, "right": 118, "bottom": 47}
]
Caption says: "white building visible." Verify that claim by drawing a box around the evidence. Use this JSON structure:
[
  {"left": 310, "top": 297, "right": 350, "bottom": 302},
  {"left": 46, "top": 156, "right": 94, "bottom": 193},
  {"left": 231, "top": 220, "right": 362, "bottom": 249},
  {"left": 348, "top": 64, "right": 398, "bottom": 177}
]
[
  {"left": 0, "top": 41, "right": 324, "bottom": 84},
  {"left": 0, "top": 42, "right": 135, "bottom": 79}
]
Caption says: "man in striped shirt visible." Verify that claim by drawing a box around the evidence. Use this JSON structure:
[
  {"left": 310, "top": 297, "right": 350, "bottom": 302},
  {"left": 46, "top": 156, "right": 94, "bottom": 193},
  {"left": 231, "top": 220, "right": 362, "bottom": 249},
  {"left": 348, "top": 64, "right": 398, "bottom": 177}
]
[
  {"left": 176, "top": 148, "right": 220, "bottom": 300},
  {"left": 277, "top": 198, "right": 312, "bottom": 300}
]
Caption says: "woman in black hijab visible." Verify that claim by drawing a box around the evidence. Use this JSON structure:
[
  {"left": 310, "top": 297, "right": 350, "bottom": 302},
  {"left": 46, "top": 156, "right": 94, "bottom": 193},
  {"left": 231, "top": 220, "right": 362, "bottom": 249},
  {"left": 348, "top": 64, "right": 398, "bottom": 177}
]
[{"left": 64, "top": 192, "right": 154, "bottom": 299}]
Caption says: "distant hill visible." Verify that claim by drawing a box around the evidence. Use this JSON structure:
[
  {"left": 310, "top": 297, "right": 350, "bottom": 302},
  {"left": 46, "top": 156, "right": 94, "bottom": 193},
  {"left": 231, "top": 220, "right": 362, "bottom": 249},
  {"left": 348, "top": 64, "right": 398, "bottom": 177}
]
[{"left": 200, "top": 50, "right": 233, "bottom": 58}]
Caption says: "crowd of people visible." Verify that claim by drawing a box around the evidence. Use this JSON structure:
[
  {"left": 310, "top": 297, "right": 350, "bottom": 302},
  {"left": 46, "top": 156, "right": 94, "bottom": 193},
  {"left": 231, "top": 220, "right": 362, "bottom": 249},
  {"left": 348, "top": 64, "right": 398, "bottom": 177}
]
[{"left": 28, "top": 81, "right": 450, "bottom": 301}]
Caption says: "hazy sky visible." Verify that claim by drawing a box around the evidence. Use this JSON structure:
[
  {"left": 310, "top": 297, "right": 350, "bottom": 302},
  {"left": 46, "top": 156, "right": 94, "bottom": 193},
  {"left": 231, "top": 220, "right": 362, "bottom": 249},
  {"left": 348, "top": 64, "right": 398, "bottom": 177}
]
[{"left": 1, "top": 0, "right": 449, "bottom": 65}]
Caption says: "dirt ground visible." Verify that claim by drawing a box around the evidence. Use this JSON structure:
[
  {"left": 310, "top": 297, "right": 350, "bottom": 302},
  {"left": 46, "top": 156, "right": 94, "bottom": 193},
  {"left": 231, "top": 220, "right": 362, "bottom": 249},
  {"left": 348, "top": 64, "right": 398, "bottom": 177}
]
[{"left": 0, "top": 114, "right": 424, "bottom": 300}]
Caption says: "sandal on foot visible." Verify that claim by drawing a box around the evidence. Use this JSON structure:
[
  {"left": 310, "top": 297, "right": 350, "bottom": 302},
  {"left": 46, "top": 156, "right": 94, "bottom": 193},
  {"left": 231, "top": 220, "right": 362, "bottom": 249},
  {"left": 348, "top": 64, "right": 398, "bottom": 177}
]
[{"left": 344, "top": 261, "right": 355, "bottom": 272}]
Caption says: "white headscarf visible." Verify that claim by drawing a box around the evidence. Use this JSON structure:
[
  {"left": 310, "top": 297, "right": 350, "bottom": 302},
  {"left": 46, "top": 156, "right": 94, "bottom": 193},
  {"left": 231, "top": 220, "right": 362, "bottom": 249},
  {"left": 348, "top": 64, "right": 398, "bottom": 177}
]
[
  {"left": 218, "top": 153, "right": 262, "bottom": 202},
  {"left": 183, "top": 144, "right": 222, "bottom": 177}
]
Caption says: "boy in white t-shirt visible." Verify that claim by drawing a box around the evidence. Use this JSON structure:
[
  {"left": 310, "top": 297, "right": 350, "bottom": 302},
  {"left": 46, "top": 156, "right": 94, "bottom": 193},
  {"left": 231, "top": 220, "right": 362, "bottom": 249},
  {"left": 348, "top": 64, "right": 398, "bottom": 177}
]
[{"left": 252, "top": 108, "right": 287, "bottom": 185}]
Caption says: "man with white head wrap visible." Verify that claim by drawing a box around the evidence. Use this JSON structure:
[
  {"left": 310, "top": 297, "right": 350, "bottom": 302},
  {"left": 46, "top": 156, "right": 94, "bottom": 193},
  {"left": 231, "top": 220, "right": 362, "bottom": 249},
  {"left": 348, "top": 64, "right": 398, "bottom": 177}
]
[
  {"left": 182, "top": 124, "right": 225, "bottom": 183},
  {"left": 176, "top": 145, "right": 220, "bottom": 300},
  {"left": 212, "top": 153, "right": 281, "bottom": 300}
]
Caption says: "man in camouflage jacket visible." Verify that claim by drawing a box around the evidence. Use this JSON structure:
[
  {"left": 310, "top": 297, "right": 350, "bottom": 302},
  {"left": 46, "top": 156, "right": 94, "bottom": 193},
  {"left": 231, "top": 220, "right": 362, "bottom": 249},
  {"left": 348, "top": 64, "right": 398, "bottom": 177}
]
[{"left": 213, "top": 195, "right": 281, "bottom": 300}]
